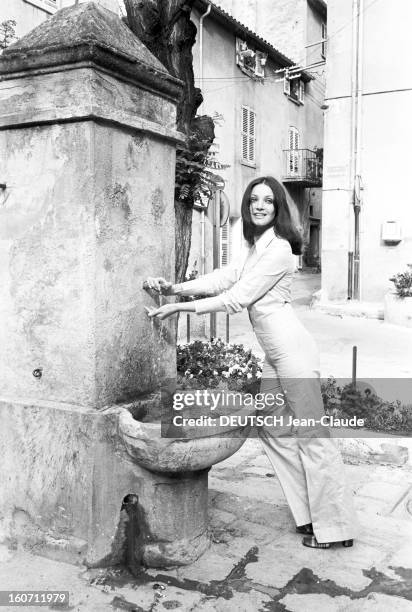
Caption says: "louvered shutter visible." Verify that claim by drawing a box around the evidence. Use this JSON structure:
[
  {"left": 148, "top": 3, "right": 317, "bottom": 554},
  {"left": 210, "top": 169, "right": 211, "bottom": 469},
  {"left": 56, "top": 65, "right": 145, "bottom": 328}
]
[
  {"left": 220, "top": 221, "right": 230, "bottom": 267},
  {"left": 288, "top": 127, "right": 300, "bottom": 175},
  {"left": 242, "top": 107, "right": 249, "bottom": 161},
  {"left": 241, "top": 106, "right": 256, "bottom": 164},
  {"left": 248, "top": 110, "right": 255, "bottom": 162}
]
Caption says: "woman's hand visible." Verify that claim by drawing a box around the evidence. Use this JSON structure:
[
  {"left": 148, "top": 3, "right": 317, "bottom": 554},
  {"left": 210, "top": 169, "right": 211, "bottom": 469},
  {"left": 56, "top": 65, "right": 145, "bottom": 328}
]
[
  {"left": 145, "top": 304, "right": 180, "bottom": 320},
  {"left": 144, "top": 277, "right": 174, "bottom": 295}
]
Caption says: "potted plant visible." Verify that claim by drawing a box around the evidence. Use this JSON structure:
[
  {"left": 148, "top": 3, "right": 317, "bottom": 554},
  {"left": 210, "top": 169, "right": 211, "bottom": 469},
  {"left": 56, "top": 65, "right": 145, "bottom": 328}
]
[{"left": 384, "top": 264, "right": 412, "bottom": 327}]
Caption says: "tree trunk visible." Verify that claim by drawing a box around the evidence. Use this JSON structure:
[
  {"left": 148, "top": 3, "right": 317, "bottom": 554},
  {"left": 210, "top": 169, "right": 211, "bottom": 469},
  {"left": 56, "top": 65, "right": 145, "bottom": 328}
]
[{"left": 124, "top": 0, "right": 214, "bottom": 283}]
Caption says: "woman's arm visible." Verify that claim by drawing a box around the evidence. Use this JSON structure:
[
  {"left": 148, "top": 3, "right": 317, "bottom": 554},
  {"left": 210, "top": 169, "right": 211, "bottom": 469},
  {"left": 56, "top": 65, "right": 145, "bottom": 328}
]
[
  {"left": 147, "top": 241, "right": 293, "bottom": 320},
  {"left": 145, "top": 301, "right": 195, "bottom": 320},
  {"left": 144, "top": 260, "right": 242, "bottom": 299},
  {"left": 173, "top": 263, "right": 239, "bottom": 297}
]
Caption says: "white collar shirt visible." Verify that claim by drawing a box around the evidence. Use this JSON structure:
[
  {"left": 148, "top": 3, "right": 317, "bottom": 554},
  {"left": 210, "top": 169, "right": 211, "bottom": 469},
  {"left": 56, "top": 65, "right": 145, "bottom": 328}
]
[{"left": 178, "top": 228, "right": 295, "bottom": 319}]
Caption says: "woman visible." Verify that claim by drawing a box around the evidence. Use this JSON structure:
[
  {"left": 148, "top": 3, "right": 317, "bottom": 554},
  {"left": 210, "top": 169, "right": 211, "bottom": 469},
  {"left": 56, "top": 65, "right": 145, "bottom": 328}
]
[{"left": 145, "top": 176, "right": 357, "bottom": 549}]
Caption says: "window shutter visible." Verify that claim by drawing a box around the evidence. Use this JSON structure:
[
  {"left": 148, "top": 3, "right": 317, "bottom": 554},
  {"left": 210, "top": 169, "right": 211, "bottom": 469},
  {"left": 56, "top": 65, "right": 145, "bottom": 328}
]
[
  {"left": 220, "top": 221, "right": 230, "bottom": 267},
  {"left": 241, "top": 106, "right": 256, "bottom": 164},
  {"left": 242, "top": 106, "right": 249, "bottom": 161},
  {"left": 289, "top": 127, "right": 300, "bottom": 175},
  {"left": 283, "top": 75, "right": 291, "bottom": 95},
  {"left": 248, "top": 110, "right": 256, "bottom": 162}
]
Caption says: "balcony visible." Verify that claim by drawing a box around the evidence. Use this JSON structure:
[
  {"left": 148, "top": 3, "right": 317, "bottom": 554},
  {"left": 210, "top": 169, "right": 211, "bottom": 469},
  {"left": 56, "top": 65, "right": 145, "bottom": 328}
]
[{"left": 282, "top": 149, "right": 322, "bottom": 187}]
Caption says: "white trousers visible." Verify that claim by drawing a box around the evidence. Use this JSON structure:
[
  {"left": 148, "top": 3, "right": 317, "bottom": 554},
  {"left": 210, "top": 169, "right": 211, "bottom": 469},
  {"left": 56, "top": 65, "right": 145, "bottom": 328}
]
[
  {"left": 259, "top": 426, "right": 357, "bottom": 542},
  {"left": 256, "top": 341, "right": 357, "bottom": 543}
]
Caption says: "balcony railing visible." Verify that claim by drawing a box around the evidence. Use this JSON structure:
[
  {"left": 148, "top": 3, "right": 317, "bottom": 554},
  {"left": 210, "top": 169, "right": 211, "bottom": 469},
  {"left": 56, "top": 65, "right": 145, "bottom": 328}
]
[{"left": 282, "top": 149, "right": 322, "bottom": 186}]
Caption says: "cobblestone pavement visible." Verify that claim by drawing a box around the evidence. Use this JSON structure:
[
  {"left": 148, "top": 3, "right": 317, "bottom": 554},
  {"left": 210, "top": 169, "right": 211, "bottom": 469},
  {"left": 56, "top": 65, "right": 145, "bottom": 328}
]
[{"left": 1, "top": 437, "right": 412, "bottom": 611}]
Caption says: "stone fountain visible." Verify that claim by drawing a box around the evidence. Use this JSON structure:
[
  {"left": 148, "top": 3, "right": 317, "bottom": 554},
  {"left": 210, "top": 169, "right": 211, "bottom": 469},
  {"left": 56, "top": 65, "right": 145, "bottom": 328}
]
[{"left": 0, "top": 2, "right": 247, "bottom": 569}]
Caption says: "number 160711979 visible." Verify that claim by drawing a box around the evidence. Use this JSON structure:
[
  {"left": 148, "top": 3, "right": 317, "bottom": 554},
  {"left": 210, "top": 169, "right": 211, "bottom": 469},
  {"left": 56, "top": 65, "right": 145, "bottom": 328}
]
[{"left": 0, "top": 591, "right": 69, "bottom": 606}]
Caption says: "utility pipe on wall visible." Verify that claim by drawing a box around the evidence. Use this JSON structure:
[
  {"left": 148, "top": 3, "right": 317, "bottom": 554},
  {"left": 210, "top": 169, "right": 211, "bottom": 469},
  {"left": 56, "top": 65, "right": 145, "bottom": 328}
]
[
  {"left": 199, "top": 2, "right": 211, "bottom": 275},
  {"left": 353, "top": 0, "right": 364, "bottom": 300},
  {"left": 348, "top": 0, "right": 364, "bottom": 300},
  {"left": 348, "top": 0, "right": 358, "bottom": 300}
]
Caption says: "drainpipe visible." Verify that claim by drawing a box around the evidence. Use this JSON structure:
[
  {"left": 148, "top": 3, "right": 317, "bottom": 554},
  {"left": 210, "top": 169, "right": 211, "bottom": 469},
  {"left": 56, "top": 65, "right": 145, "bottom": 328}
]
[
  {"left": 349, "top": 0, "right": 364, "bottom": 300},
  {"left": 348, "top": 0, "right": 358, "bottom": 299},
  {"left": 353, "top": 0, "right": 364, "bottom": 300},
  {"left": 199, "top": 2, "right": 211, "bottom": 275}
]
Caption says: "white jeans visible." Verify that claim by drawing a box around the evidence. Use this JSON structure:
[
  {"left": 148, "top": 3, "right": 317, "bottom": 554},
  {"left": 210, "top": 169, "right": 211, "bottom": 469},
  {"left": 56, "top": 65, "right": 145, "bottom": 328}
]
[{"left": 256, "top": 342, "right": 357, "bottom": 543}]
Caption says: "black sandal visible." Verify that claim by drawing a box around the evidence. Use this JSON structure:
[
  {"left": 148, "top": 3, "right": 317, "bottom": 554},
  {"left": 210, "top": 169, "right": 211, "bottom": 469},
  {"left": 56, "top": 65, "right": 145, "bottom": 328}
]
[
  {"left": 295, "top": 523, "right": 314, "bottom": 535},
  {"left": 302, "top": 536, "right": 354, "bottom": 549}
]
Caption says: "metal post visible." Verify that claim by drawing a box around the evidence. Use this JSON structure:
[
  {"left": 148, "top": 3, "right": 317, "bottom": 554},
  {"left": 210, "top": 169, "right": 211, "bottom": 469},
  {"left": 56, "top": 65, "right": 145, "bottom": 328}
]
[
  {"left": 186, "top": 313, "right": 190, "bottom": 343},
  {"left": 353, "top": 205, "right": 360, "bottom": 299},
  {"left": 348, "top": 251, "right": 354, "bottom": 299},
  {"left": 210, "top": 190, "right": 220, "bottom": 339},
  {"left": 352, "top": 345, "right": 357, "bottom": 388},
  {"left": 225, "top": 313, "right": 229, "bottom": 343}
]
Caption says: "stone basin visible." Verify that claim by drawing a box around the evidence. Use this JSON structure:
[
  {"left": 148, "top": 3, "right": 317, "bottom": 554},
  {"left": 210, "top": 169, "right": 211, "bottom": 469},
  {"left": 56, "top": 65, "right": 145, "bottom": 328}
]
[
  {"left": 112, "top": 396, "right": 252, "bottom": 567},
  {"left": 118, "top": 395, "right": 250, "bottom": 473}
]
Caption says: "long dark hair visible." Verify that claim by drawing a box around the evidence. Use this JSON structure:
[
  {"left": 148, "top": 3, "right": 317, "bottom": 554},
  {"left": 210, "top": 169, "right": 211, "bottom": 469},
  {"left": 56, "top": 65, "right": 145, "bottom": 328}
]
[{"left": 241, "top": 176, "right": 303, "bottom": 255}]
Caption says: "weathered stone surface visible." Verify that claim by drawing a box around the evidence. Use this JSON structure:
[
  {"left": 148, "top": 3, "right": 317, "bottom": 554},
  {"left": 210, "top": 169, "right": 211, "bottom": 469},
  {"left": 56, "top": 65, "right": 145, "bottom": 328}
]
[
  {"left": 119, "top": 412, "right": 247, "bottom": 472},
  {"left": 1, "top": 3, "right": 182, "bottom": 101},
  {"left": 0, "top": 401, "right": 212, "bottom": 567},
  {"left": 0, "top": 121, "right": 177, "bottom": 407},
  {"left": 5, "top": 2, "right": 160, "bottom": 64},
  {"left": 190, "top": 591, "right": 273, "bottom": 611},
  {"left": 279, "top": 594, "right": 352, "bottom": 611},
  {"left": 337, "top": 438, "right": 410, "bottom": 466},
  {"left": 0, "top": 68, "right": 181, "bottom": 141},
  {"left": 245, "top": 533, "right": 380, "bottom": 591}
]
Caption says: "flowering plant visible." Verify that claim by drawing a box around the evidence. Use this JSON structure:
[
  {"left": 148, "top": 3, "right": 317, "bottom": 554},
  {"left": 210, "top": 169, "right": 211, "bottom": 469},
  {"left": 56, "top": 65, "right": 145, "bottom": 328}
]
[
  {"left": 389, "top": 264, "right": 412, "bottom": 298},
  {"left": 321, "top": 377, "right": 412, "bottom": 432},
  {"left": 177, "top": 339, "right": 262, "bottom": 393}
]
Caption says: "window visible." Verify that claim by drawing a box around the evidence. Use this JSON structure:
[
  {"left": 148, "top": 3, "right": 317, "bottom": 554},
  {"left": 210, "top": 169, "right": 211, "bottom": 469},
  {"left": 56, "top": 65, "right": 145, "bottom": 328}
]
[
  {"left": 288, "top": 127, "right": 301, "bottom": 175},
  {"left": 284, "top": 75, "right": 305, "bottom": 104},
  {"left": 321, "top": 22, "right": 327, "bottom": 58},
  {"left": 220, "top": 220, "right": 231, "bottom": 267},
  {"left": 236, "top": 38, "right": 267, "bottom": 80},
  {"left": 241, "top": 106, "right": 256, "bottom": 165}
]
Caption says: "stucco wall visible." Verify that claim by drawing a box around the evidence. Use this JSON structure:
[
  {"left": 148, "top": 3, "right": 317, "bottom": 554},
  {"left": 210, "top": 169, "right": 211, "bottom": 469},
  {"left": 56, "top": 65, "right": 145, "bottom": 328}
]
[
  {"left": 322, "top": 0, "right": 412, "bottom": 302},
  {"left": 215, "top": 0, "right": 307, "bottom": 64}
]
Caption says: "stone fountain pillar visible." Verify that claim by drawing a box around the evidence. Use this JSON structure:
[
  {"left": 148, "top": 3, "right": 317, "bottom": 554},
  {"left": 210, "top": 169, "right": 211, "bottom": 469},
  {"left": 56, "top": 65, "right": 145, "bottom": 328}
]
[{"left": 0, "top": 3, "right": 247, "bottom": 568}]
